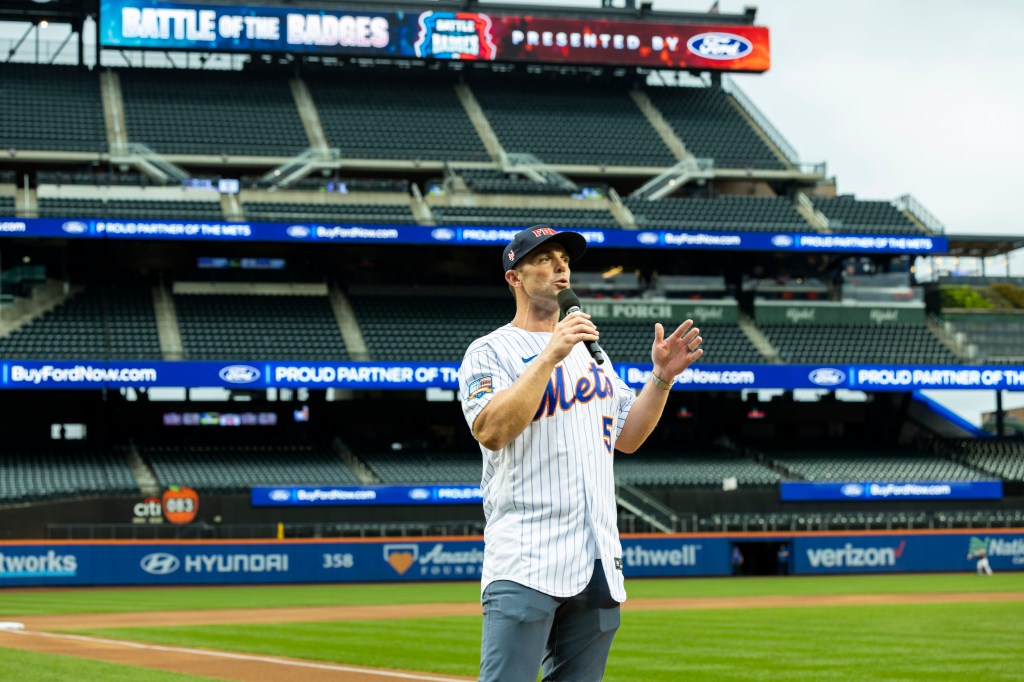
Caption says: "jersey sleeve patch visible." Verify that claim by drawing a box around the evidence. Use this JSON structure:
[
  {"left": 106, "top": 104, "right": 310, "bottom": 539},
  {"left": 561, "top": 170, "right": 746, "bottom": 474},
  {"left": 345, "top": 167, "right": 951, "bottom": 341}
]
[{"left": 468, "top": 375, "right": 494, "bottom": 400}]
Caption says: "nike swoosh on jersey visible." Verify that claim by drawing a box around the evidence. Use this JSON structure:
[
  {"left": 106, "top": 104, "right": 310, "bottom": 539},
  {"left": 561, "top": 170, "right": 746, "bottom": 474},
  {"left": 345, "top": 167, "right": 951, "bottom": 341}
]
[{"left": 521, "top": 353, "right": 539, "bottom": 364}]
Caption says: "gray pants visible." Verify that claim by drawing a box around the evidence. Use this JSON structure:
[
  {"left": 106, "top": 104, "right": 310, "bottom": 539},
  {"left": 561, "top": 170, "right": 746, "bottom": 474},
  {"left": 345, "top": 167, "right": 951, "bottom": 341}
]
[{"left": 479, "top": 561, "right": 621, "bottom": 682}]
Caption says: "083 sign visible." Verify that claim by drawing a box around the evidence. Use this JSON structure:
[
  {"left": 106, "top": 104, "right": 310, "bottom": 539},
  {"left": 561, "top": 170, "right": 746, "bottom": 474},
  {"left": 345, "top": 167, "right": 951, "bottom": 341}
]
[
  {"left": 163, "top": 486, "right": 199, "bottom": 524},
  {"left": 132, "top": 486, "right": 199, "bottom": 524}
]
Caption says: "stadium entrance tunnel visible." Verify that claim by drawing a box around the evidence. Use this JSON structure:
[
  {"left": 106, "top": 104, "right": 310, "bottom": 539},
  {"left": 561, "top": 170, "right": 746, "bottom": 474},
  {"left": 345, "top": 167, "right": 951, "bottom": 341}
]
[{"left": 734, "top": 541, "right": 790, "bottom": 576}]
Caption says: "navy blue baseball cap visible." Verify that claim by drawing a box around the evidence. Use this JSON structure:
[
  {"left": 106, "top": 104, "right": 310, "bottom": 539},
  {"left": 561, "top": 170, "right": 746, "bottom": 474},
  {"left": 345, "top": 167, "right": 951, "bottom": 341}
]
[{"left": 503, "top": 225, "right": 587, "bottom": 272}]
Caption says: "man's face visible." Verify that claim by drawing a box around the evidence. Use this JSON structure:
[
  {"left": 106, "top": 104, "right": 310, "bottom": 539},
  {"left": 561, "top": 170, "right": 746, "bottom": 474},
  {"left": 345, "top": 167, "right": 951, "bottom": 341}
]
[{"left": 517, "top": 244, "right": 571, "bottom": 298}]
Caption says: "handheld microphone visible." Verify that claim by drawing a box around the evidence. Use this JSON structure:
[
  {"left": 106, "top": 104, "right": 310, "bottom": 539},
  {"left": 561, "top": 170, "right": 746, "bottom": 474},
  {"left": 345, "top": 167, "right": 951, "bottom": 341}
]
[{"left": 557, "top": 288, "right": 606, "bottom": 365}]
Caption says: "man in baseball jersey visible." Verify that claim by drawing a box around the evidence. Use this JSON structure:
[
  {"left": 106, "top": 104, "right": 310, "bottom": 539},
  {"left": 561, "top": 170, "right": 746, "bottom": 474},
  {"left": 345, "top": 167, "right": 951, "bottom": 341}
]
[{"left": 459, "top": 225, "right": 704, "bottom": 681}]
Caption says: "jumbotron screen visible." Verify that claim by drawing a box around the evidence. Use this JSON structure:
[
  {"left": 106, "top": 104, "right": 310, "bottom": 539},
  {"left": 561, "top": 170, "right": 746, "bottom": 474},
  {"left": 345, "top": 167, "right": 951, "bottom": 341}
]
[{"left": 99, "top": 0, "right": 771, "bottom": 72}]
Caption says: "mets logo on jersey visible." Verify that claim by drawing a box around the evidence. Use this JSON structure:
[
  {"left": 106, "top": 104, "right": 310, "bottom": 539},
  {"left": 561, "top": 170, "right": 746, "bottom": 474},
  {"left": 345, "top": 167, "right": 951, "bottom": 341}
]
[
  {"left": 468, "top": 375, "right": 494, "bottom": 400},
  {"left": 533, "top": 362, "right": 614, "bottom": 421},
  {"left": 414, "top": 11, "right": 497, "bottom": 61}
]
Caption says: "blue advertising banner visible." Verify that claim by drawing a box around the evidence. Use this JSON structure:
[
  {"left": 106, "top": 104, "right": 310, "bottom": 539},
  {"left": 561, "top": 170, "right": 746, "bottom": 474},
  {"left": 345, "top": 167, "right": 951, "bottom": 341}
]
[
  {"left": 2, "top": 360, "right": 1023, "bottom": 391},
  {"left": 0, "top": 218, "right": 948, "bottom": 255},
  {"left": 780, "top": 480, "right": 1004, "bottom": 502},
  {"left": 792, "top": 533, "right": 1024, "bottom": 575},
  {"left": 0, "top": 533, "right": 1020, "bottom": 586},
  {"left": 251, "top": 484, "right": 483, "bottom": 506}
]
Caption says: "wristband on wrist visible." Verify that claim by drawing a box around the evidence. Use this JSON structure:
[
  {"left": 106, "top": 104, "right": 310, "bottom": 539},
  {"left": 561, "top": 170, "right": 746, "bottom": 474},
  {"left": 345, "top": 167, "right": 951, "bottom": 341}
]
[{"left": 650, "top": 371, "right": 674, "bottom": 391}]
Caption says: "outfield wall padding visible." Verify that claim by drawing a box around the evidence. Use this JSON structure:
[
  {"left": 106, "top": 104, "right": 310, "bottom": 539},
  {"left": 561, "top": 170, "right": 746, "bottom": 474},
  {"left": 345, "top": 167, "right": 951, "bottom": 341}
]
[{"left": 1, "top": 531, "right": 1021, "bottom": 587}]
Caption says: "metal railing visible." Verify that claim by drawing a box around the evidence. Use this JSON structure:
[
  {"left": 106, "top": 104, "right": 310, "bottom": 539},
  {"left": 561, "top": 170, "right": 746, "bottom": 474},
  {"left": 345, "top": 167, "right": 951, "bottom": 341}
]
[
  {"left": 721, "top": 74, "right": 801, "bottom": 167},
  {"left": 895, "top": 193, "right": 947, "bottom": 235}
]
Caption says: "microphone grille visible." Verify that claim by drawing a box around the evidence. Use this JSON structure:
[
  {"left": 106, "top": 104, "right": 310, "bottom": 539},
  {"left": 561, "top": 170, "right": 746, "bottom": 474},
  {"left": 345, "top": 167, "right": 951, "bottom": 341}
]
[{"left": 556, "top": 288, "right": 580, "bottom": 314}]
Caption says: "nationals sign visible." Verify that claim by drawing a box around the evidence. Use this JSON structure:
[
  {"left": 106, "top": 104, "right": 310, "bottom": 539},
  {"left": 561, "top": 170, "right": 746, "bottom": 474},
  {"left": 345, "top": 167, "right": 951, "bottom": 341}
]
[{"left": 99, "top": 0, "right": 771, "bottom": 72}]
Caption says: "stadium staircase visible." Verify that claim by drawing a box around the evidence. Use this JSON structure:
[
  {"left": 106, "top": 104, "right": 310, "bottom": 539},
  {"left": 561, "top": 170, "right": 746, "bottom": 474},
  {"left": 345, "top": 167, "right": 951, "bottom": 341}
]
[
  {"left": 125, "top": 440, "right": 160, "bottom": 497},
  {"left": 616, "top": 483, "right": 680, "bottom": 533},
  {"left": 289, "top": 78, "right": 330, "bottom": 152},
  {"left": 628, "top": 89, "right": 690, "bottom": 161},
  {"left": 99, "top": 71, "right": 129, "bottom": 155},
  {"left": 151, "top": 282, "right": 184, "bottom": 360},
  {"left": 737, "top": 312, "right": 779, "bottom": 362},
  {"left": 331, "top": 438, "right": 378, "bottom": 484},
  {"left": 926, "top": 313, "right": 970, "bottom": 361},
  {"left": 0, "top": 280, "right": 79, "bottom": 337},
  {"left": 327, "top": 285, "right": 369, "bottom": 361},
  {"left": 454, "top": 83, "right": 505, "bottom": 163},
  {"left": 794, "top": 192, "right": 831, "bottom": 232}
]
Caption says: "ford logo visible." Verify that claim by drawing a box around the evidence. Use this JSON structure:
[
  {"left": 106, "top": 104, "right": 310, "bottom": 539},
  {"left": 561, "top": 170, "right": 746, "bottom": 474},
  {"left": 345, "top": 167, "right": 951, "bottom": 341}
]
[
  {"left": 808, "top": 367, "right": 846, "bottom": 387},
  {"left": 62, "top": 221, "right": 88, "bottom": 235},
  {"left": 219, "top": 365, "right": 261, "bottom": 384},
  {"left": 408, "top": 488, "right": 431, "bottom": 500},
  {"left": 771, "top": 235, "right": 794, "bottom": 247},
  {"left": 268, "top": 489, "right": 292, "bottom": 502},
  {"left": 686, "top": 32, "right": 753, "bottom": 60},
  {"left": 140, "top": 552, "right": 180, "bottom": 575},
  {"left": 431, "top": 228, "right": 455, "bottom": 241},
  {"left": 286, "top": 225, "right": 310, "bottom": 238},
  {"left": 637, "top": 232, "right": 660, "bottom": 245},
  {"left": 841, "top": 484, "right": 865, "bottom": 497}
]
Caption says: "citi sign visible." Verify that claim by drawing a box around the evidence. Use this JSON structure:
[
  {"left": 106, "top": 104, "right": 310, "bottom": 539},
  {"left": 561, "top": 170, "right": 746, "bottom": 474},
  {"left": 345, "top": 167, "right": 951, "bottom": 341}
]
[{"left": 806, "top": 541, "right": 905, "bottom": 569}]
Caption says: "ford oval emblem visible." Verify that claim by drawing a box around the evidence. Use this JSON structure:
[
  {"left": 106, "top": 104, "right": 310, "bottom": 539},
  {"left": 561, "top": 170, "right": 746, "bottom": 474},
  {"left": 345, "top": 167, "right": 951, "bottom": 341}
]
[
  {"left": 62, "top": 221, "right": 88, "bottom": 234},
  {"left": 686, "top": 32, "right": 753, "bottom": 60},
  {"left": 771, "top": 235, "right": 794, "bottom": 247},
  {"left": 431, "top": 228, "right": 455, "bottom": 241},
  {"left": 637, "top": 232, "right": 660, "bottom": 245},
  {"left": 408, "top": 488, "right": 431, "bottom": 500},
  {"left": 808, "top": 367, "right": 846, "bottom": 387},
  {"left": 840, "top": 484, "right": 865, "bottom": 497},
  {"left": 219, "top": 365, "right": 261, "bottom": 384},
  {"left": 140, "top": 552, "right": 181, "bottom": 575},
  {"left": 269, "top": 489, "right": 292, "bottom": 501},
  {"left": 286, "top": 225, "right": 310, "bottom": 238}
]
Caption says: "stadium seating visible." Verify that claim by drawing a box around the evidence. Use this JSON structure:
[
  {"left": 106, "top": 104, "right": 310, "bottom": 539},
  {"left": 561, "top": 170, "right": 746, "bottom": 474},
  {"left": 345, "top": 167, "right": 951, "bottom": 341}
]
[
  {"left": 603, "top": 322, "right": 766, "bottom": 364},
  {"left": 644, "top": 85, "right": 786, "bottom": 170},
  {"left": 174, "top": 293, "right": 347, "bottom": 360},
  {"left": 360, "top": 450, "right": 481, "bottom": 484},
  {"left": 812, "top": 196, "right": 923, "bottom": 234},
  {"left": 759, "top": 323, "right": 958, "bottom": 364},
  {"left": 458, "top": 169, "right": 574, "bottom": 196},
  {"left": 142, "top": 445, "right": 360, "bottom": 493},
  {"left": 947, "top": 439, "right": 1024, "bottom": 481},
  {"left": 471, "top": 76, "right": 676, "bottom": 167},
  {"left": 773, "top": 452, "right": 987, "bottom": 482},
  {"left": 38, "top": 197, "right": 224, "bottom": 221},
  {"left": 625, "top": 195, "right": 810, "bottom": 232},
  {"left": 119, "top": 68, "right": 309, "bottom": 157},
  {"left": 0, "top": 288, "right": 161, "bottom": 360},
  {"left": 431, "top": 205, "right": 619, "bottom": 229},
  {"left": 0, "top": 64, "right": 107, "bottom": 152},
  {"left": 0, "top": 445, "right": 137, "bottom": 503},
  {"left": 945, "top": 318, "right": 1024, "bottom": 363},
  {"left": 349, "top": 292, "right": 511, "bottom": 361},
  {"left": 37, "top": 170, "right": 163, "bottom": 187},
  {"left": 614, "top": 453, "right": 780, "bottom": 487},
  {"left": 306, "top": 70, "right": 488, "bottom": 161},
  {"left": 242, "top": 201, "right": 417, "bottom": 224}
]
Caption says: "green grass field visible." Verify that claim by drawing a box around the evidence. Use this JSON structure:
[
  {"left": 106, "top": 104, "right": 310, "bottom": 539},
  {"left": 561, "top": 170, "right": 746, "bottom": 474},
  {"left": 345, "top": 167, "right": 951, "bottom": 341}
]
[{"left": 2, "top": 573, "right": 1023, "bottom": 681}]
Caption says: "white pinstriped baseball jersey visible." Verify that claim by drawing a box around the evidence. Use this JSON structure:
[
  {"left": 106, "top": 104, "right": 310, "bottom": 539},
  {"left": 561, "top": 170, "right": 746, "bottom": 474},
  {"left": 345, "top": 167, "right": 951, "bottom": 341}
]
[{"left": 459, "top": 323, "right": 636, "bottom": 602}]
